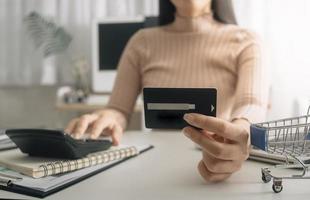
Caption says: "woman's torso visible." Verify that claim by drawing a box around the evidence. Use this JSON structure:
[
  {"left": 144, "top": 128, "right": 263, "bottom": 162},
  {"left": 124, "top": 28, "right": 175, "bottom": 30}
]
[{"left": 137, "top": 16, "right": 252, "bottom": 120}]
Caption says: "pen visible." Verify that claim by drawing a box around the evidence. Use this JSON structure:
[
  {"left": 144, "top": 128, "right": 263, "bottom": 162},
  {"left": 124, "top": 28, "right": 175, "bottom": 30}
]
[{"left": 0, "top": 176, "right": 12, "bottom": 187}]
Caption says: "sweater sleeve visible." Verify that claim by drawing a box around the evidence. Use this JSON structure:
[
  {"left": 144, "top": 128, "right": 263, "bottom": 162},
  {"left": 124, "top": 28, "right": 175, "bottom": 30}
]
[
  {"left": 230, "top": 32, "right": 270, "bottom": 123},
  {"left": 106, "top": 30, "right": 147, "bottom": 120}
]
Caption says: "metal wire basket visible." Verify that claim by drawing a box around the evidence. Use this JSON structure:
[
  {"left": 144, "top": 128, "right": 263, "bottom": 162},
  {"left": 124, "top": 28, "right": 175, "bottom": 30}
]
[{"left": 250, "top": 106, "right": 310, "bottom": 193}]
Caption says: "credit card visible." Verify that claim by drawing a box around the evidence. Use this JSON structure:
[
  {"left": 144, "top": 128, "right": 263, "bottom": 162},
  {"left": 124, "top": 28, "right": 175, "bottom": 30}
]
[{"left": 143, "top": 88, "right": 217, "bottom": 129}]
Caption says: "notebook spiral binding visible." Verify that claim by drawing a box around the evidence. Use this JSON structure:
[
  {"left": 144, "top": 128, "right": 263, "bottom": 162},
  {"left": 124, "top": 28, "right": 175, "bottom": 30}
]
[{"left": 38, "top": 146, "right": 138, "bottom": 178}]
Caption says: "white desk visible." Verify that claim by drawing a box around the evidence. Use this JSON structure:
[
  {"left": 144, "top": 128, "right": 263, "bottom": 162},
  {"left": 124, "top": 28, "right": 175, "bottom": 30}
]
[{"left": 1, "top": 132, "right": 310, "bottom": 200}]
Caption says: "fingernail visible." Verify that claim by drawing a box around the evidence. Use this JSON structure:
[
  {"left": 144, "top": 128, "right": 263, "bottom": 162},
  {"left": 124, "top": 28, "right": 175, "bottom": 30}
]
[{"left": 184, "top": 114, "right": 193, "bottom": 122}]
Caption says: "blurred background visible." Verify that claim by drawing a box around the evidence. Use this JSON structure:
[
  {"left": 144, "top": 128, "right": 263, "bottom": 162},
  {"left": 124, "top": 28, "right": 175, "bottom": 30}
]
[{"left": 0, "top": 0, "right": 309, "bottom": 129}]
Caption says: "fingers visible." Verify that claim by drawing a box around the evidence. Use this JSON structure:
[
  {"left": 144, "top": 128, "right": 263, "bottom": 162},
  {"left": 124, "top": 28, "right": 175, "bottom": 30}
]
[
  {"left": 183, "top": 127, "right": 240, "bottom": 160},
  {"left": 88, "top": 114, "right": 123, "bottom": 145},
  {"left": 184, "top": 113, "right": 248, "bottom": 142},
  {"left": 202, "top": 151, "right": 242, "bottom": 174},
  {"left": 70, "top": 114, "right": 99, "bottom": 139},
  {"left": 183, "top": 114, "right": 249, "bottom": 182},
  {"left": 65, "top": 118, "right": 79, "bottom": 134},
  {"left": 65, "top": 111, "right": 124, "bottom": 146},
  {"left": 90, "top": 120, "right": 123, "bottom": 146},
  {"left": 198, "top": 160, "right": 231, "bottom": 182},
  {"left": 89, "top": 118, "right": 111, "bottom": 139},
  {"left": 110, "top": 125, "right": 123, "bottom": 146}
]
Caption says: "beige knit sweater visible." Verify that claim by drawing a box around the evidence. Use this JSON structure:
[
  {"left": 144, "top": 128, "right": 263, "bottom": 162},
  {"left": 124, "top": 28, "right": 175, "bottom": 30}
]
[{"left": 107, "top": 14, "right": 269, "bottom": 124}]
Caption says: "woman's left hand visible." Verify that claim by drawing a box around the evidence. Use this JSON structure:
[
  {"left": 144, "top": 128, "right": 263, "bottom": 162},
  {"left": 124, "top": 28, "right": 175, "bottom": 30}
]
[{"left": 183, "top": 113, "right": 251, "bottom": 182}]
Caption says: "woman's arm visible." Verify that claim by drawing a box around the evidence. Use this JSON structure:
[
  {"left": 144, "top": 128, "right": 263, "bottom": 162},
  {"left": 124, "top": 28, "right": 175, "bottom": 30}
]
[
  {"left": 65, "top": 31, "right": 147, "bottom": 144},
  {"left": 106, "top": 30, "right": 147, "bottom": 126},
  {"left": 231, "top": 33, "right": 269, "bottom": 123}
]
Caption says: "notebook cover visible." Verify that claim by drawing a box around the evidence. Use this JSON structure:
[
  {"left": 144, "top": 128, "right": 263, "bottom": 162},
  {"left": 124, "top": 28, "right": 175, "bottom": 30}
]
[{"left": 0, "top": 145, "right": 154, "bottom": 198}]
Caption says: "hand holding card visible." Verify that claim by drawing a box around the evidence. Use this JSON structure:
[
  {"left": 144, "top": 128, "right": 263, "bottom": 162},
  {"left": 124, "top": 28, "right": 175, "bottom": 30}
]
[{"left": 183, "top": 113, "right": 251, "bottom": 182}]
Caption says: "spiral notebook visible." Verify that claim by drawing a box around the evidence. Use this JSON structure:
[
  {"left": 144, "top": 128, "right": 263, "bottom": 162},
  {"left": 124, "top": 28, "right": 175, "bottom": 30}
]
[
  {"left": 0, "top": 145, "right": 142, "bottom": 178},
  {"left": 0, "top": 145, "right": 153, "bottom": 198}
]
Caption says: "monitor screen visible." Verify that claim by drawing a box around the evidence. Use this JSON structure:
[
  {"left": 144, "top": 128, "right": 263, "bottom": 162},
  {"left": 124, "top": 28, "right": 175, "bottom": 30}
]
[{"left": 98, "top": 22, "right": 143, "bottom": 70}]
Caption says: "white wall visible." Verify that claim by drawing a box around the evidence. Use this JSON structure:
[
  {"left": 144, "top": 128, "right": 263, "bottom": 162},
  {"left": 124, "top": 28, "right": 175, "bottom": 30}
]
[{"left": 234, "top": 0, "right": 310, "bottom": 119}]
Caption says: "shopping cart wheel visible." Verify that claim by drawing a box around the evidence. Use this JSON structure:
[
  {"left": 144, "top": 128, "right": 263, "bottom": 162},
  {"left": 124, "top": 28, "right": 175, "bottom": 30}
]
[
  {"left": 272, "top": 184, "right": 283, "bottom": 193},
  {"left": 272, "top": 179, "right": 283, "bottom": 193},
  {"left": 262, "top": 172, "right": 271, "bottom": 183}
]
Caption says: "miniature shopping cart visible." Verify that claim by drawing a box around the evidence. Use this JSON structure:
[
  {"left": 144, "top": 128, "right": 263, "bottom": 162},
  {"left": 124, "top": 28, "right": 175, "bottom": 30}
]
[{"left": 250, "top": 106, "right": 310, "bottom": 193}]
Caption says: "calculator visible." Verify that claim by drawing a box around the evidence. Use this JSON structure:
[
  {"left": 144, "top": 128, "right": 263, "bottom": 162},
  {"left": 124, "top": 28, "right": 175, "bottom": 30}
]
[{"left": 5, "top": 129, "right": 112, "bottom": 159}]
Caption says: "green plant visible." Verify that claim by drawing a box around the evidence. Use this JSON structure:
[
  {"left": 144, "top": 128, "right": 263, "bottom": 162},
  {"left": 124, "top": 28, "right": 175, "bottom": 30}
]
[{"left": 24, "top": 11, "right": 72, "bottom": 58}]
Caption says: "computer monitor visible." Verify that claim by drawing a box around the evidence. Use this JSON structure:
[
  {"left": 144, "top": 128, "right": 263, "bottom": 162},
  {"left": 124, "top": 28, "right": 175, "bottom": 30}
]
[{"left": 92, "top": 17, "right": 144, "bottom": 93}]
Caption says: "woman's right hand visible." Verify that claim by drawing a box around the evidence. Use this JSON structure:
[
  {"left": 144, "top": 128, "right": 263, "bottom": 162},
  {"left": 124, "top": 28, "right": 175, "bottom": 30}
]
[{"left": 64, "top": 109, "right": 126, "bottom": 145}]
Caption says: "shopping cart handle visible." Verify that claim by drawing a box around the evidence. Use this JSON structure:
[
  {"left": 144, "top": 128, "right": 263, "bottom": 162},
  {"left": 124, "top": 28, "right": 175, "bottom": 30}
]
[{"left": 250, "top": 125, "right": 267, "bottom": 151}]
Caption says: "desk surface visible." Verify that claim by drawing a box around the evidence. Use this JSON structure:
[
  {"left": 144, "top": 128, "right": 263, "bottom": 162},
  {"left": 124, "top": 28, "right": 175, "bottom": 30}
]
[{"left": 1, "top": 132, "right": 310, "bottom": 200}]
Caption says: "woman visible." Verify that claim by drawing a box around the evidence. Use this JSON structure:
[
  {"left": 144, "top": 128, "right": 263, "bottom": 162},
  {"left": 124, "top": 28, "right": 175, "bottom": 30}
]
[{"left": 65, "top": 0, "right": 269, "bottom": 182}]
